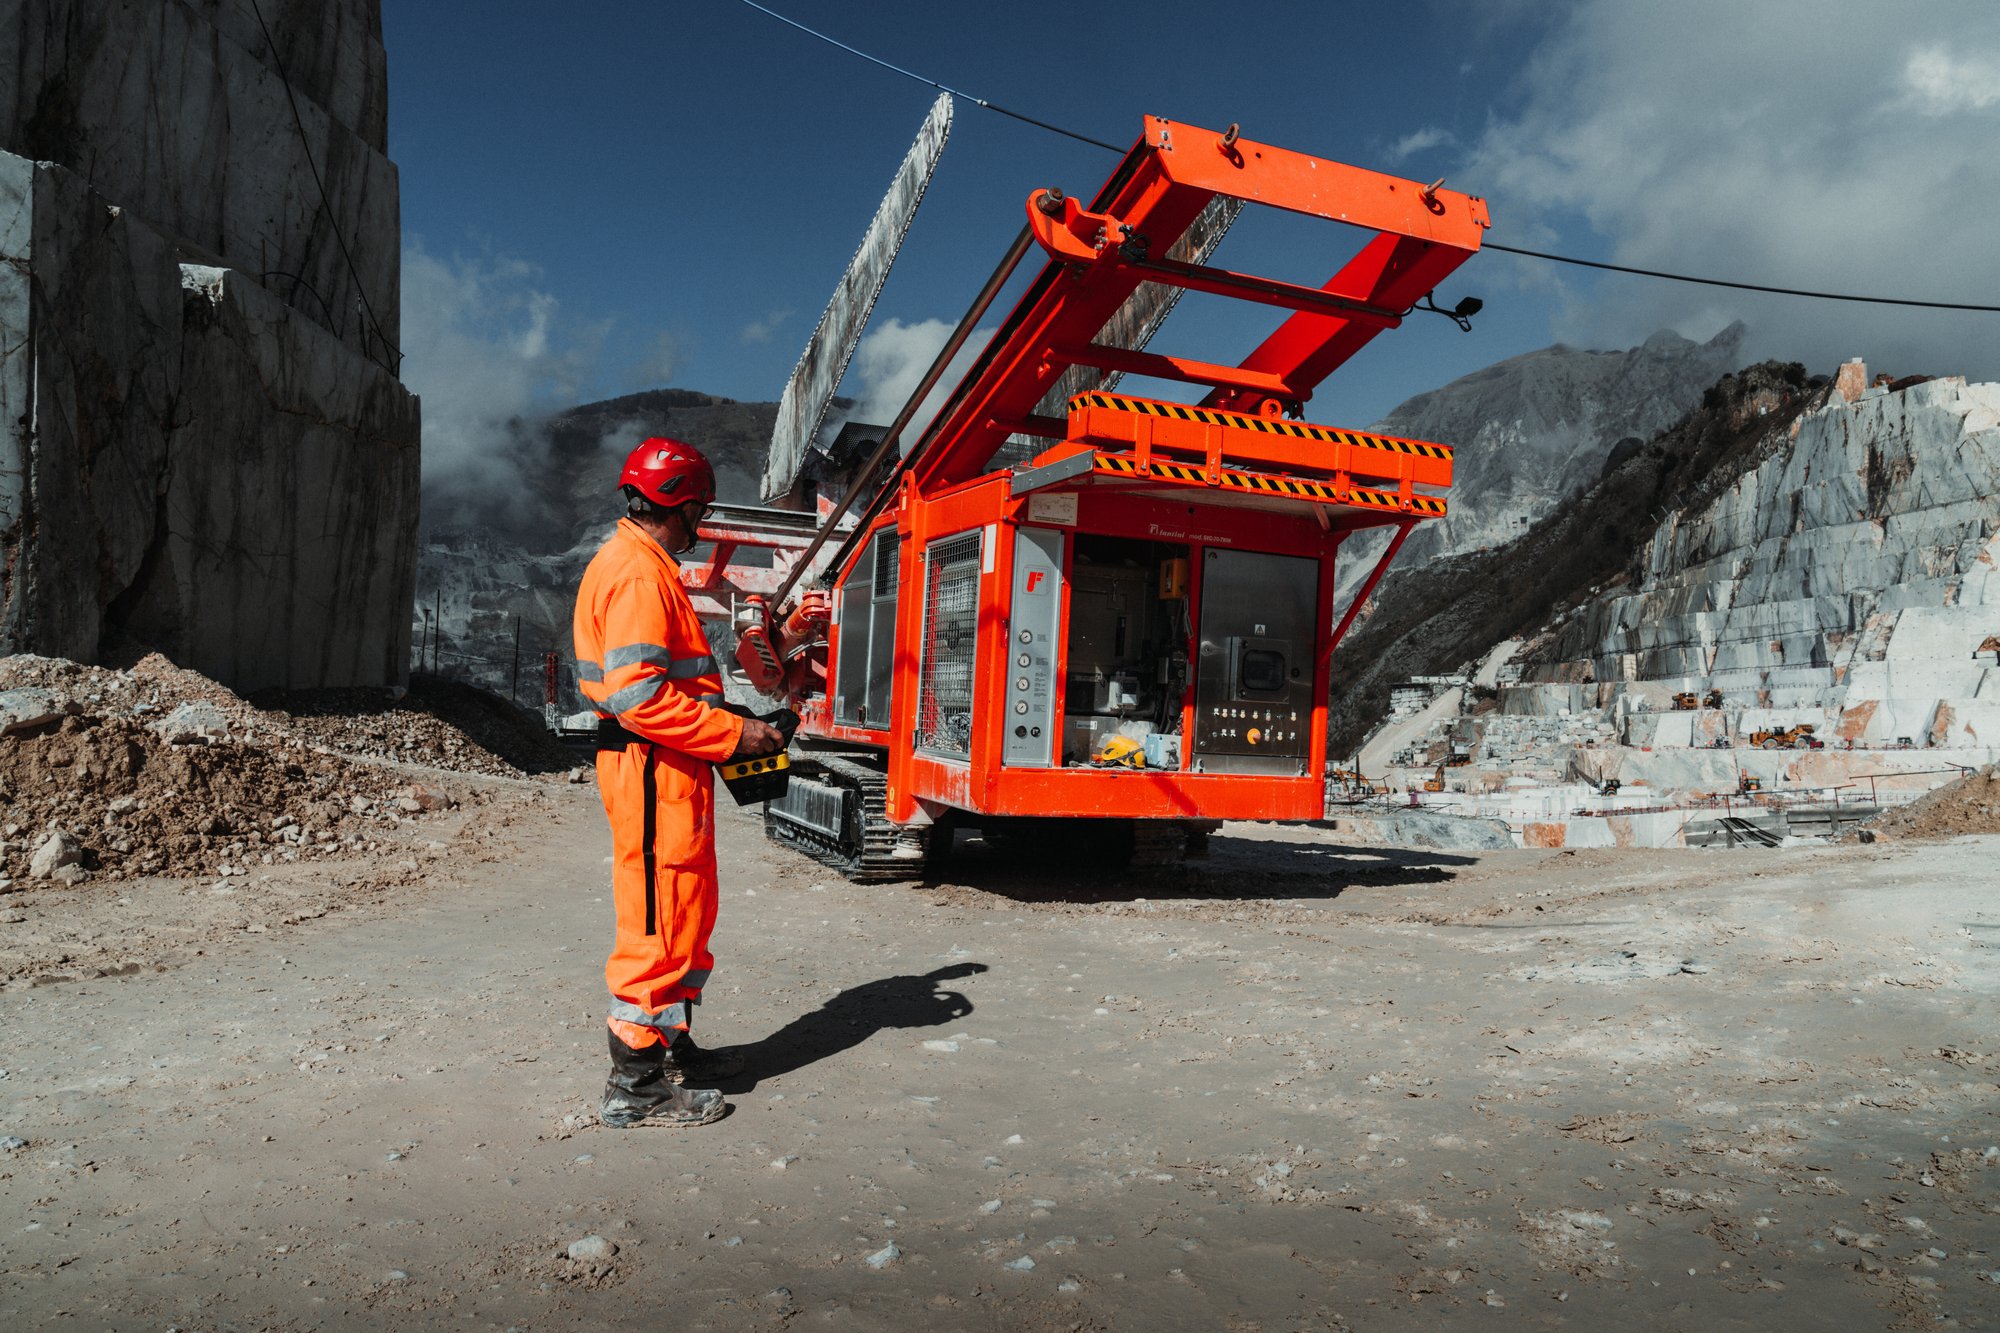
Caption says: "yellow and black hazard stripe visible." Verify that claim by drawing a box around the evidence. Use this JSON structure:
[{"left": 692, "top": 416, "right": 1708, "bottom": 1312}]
[
  {"left": 1071, "top": 391, "right": 1453, "bottom": 461},
  {"left": 1092, "top": 453, "right": 1448, "bottom": 516}
]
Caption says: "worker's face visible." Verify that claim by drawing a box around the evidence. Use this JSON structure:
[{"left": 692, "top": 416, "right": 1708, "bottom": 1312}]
[{"left": 662, "top": 501, "right": 706, "bottom": 555}]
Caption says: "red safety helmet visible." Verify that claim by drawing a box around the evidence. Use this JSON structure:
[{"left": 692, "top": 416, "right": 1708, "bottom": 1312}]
[{"left": 618, "top": 436, "right": 716, "bottom": 512}]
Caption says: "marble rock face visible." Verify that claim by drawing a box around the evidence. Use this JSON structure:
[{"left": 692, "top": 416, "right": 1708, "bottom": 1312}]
[
  {"left": 0, "top": 0, "right": 400, "bottom": 364},
  {"left": 0, "top": 1, "right": 418, "bottom": 691},
  {"left": 1533, "top": 378, "right": 2000, "bottom": 748}
]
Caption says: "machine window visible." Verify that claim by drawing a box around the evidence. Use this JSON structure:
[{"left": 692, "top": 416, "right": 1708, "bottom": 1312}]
[{"left": 1240, "top": 647, "right": 1286, "bottom": 694}]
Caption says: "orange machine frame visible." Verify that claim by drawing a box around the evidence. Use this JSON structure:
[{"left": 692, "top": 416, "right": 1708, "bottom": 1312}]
[{"left": 784, "top": 117, "right": 1487, "bottom": 829}]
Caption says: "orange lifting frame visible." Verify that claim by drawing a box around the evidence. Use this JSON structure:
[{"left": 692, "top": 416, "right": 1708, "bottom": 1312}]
[{"left": 907, "top": 115, "right": 1487, "bottom": 492}]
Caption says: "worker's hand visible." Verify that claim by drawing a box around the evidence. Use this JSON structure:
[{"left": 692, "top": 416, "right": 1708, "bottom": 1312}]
[{"left": 730, "top": 718, "right": 786, "bottom": 759}]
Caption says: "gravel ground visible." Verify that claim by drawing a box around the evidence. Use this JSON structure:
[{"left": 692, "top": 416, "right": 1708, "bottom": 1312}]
[{"left": 0, "top": 783, "right": 1995, "bottom": 1331}]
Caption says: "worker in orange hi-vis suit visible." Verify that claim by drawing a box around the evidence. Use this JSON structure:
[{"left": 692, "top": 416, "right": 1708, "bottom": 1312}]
[{"left": 573, "top": 437, "right": 784, "bottom": 1128}]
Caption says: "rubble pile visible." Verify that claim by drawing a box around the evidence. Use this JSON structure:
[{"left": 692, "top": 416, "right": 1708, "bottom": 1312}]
[
  {"left": 0, "top": 653, "right": 576, "bottom": 888},
  {"left": 250, "top": 678, "right": 576, "bottom": 777},
  {"left": 1863, "top": 765, "right": 2000, "bottom": 841}
]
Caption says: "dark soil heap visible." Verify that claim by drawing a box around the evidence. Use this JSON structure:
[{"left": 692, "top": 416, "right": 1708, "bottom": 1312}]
[{"left": 1863, "top": 765, "right": 2000, "bottom": 840}]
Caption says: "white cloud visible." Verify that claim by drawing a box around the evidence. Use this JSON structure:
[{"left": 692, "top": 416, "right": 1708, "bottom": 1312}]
[
  {"left": 740, "top": 308, "right": 795, "bottom": 345},
  {"left": 842, "top": 317, "right": 992, "bottom": 450},
  {"left": 400, "top": 240, "right": 606, "bottom": 495},
  {"left": 1894, "top": 44, "right": 2000, "bottom": 116},
  {"left": 1388, "top": 126, "right": 1453, "bottom": 161},
  {"left": 1464, "top": 1, "right": 2000, "bottom": 380}
]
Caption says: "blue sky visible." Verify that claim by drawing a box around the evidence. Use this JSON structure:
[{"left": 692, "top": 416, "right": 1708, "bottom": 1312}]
[{"left": 385, "top": 1, "right": 2000, "bottom": 478}]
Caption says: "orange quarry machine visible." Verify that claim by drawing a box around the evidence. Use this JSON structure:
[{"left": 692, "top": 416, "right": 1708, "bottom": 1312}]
[{"left": 717, "top": 117, "right": 1488, "bottom": 878}]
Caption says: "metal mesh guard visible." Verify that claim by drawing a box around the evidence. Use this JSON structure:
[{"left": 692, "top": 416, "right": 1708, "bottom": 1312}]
[{"left": 917, "top": 531, "right": 982, "bottom": 756}]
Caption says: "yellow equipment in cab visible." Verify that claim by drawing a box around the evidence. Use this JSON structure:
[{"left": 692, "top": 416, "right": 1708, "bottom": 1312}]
[{"left": 1093, "top": 735, "right": 1147, "bottom": 768}]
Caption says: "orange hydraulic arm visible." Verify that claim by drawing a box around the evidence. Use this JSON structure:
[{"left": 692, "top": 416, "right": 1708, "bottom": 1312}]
[{"left": 907, "top": 116, "right": 1489, "bottom": 493}]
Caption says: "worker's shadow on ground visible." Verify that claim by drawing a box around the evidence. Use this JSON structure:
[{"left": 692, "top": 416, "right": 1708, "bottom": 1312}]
[
  {"left": 926, "top": 830, "right": 1478, "bottom": 905},
  {"left": 717, "top": 962, "right": 988, "bottom": 1093}
]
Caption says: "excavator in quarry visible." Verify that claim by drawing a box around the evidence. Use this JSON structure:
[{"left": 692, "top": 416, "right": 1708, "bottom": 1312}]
[{"left": 692, "top": 116, "right": 1489, "bottom": 879}]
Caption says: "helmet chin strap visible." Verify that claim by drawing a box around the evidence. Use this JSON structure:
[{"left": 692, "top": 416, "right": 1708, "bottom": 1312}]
[{"left": 661, "top": 504, "right": 700, "bottom": 556}]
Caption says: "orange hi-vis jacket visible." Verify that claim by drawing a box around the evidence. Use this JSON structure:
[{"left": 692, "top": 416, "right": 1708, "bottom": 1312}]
[{"left": 573, "top": 518, "right": 745, "bottom": 1048}]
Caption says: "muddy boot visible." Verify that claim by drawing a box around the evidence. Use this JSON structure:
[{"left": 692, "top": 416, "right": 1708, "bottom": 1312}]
[
  {"left": 664, "top": 1032, "right": 747, "bottom": 1086},
  {"left": 601, "top": 1029, "right": 725, "bottom": 1127}
]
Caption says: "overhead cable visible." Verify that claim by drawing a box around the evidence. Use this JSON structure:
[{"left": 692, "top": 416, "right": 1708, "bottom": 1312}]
[
  {"left": 731, "top": 0, "right": 1123, "bottom": 153},
  {"left": 1481, "top": 243, "right": 2000, "bottom": 313},
  {"left": 729, "top": 0, "right": 1999, "bottom": 315}
]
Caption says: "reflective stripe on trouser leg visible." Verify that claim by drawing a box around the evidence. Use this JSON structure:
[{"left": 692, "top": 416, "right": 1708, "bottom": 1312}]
[
  {"left": 608, "top": 1001, "right": 692, "bottom": 1050},
  {"left": 598, "top": 743, "right": 721, "bottom": 1026}
]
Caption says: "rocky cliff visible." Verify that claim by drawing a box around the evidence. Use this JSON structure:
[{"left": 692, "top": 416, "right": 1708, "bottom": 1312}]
[
  {"left": 1371, "top": 324, "right": 1746, "bottom": 564},
  {"left": 1525, "top": 368, "right": 2000, "bottom": 749},
  {"left": 1327, "top": 362, "right": 1824, "bottom": 752},
  {"left": 0, "top": 0, "right": 418, "bottom": 691}
]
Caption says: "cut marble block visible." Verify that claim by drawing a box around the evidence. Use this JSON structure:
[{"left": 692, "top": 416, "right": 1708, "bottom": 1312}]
[
  {"left": 0, "top": 0, "right": 399, "bottom": 362},
  {"left": 0, "top": 153, "right": 418, "bottom": 689}
]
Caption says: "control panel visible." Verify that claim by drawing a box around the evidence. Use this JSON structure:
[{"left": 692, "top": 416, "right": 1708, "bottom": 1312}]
[
  {"left": 1194, "top": 635, "right": 1309, "bottom": 759},
  {"left": 1002, "top": 526, "right": 1065, "bottom": 767},
  {"left": 1201, "top": 701, "right": 1307, "bottom": 753}
]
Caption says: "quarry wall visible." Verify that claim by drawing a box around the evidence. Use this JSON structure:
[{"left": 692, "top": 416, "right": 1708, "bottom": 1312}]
[
  {"left": 1526, "top": 375, "right": 2000, "bottom": 748},
  {"left": 0, "top": 0, "right": 418, "bottom": 690}
]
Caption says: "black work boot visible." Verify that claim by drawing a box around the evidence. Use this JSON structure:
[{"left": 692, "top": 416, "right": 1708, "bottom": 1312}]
[
  {"left": 601, "top": 1029, "right": 725, "bottom": 1127},
  {"left": 664, "top": 1032, "right": 747, "bottom": 1086}
]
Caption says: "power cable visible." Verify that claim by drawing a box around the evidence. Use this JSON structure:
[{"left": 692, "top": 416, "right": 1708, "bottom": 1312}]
[
  {"left": 730, "top": 0, "right": 2000, "bottom": 316},
  {"left": 1480, "top": 242, "right": 2000, "bottom": 313},
  {"left": 731, "top": 0, "right": 1123, "bottom": 153},
  {"left": 246, "top": 0, "right": 404, "bottom": 374}
]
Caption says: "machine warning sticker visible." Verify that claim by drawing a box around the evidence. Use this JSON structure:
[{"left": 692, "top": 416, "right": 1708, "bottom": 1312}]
[{"left": 1027, "top": 492, "right": 1078, "bottom": 526}]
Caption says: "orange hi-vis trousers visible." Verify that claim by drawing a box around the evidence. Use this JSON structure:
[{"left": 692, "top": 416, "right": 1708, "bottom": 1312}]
[{"left": 574, "top": 519, "right": 745, "bottom": 1050}]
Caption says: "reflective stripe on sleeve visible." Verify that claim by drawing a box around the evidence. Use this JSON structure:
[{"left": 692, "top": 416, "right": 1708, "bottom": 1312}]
[
  {"left": 603, "top": 642, "right": 673, "bottom": 671},
  {"left": 576, "top": 660, "right": 604, "bottom": 683},
  {"left": 667, "top": 654, "right": 719, "bottom": 679},
  {"left": 602, "top": 645, "right": 719, "bottom": 678},
  {"left": 605, "top": 678, "right": 666, "bottom": 714}
]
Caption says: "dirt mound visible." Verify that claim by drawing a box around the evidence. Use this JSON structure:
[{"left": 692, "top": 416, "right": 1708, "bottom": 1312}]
[
  {"left": 0, "top": 653, "right": 579, "bottom": 888},
  {"left": 0, "top": 710, "right": 468, "bottom": 887},
  {"left": 1, "top": 652, "right": 578, "bottom": 779},
  {"left": 1863, "top": 765, "right": 2000, "bottom": 840}
]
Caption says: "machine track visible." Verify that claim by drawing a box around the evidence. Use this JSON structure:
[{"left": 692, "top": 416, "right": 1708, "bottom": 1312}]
[
  {"left": 763, "top": 751, "right": 927, "bottom": 882},
  {"left": 1131, "top": 819, "right": 1205, "bottom": 867}
]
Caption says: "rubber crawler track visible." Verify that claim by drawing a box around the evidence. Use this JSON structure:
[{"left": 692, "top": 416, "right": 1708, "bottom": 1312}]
[{"left": 763, "top": 752, "right": 926, "bottom": 882}]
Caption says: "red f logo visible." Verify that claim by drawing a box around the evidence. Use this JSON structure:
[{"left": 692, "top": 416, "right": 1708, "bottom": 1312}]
[{"left": 1026, "top": 570, "right": 1046, "bottom": 592}]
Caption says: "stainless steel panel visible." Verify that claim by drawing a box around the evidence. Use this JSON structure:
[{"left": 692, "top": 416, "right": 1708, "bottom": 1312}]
[
  {"left": 1002, "top": 526, "right": 1065, "bottom": 767},
  {"left": 1192, "top": 548, "right": 1318, "bottom": 775}
]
